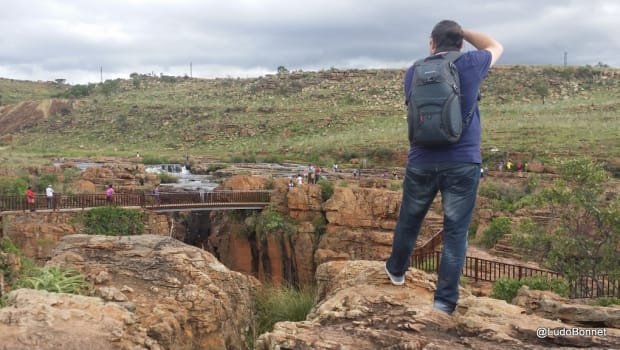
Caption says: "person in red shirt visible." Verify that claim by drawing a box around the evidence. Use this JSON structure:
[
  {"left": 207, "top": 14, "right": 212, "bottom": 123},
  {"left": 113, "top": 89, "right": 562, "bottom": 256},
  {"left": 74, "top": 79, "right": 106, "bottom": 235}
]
[{"left": 26, "top": 186, "right": 35, "bottom": 211}]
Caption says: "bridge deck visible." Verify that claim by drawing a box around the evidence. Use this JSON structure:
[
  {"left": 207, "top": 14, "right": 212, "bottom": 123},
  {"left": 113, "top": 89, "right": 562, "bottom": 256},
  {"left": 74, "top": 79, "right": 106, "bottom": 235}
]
[{"left": 0, "top": 190, "right": 271, "bottom": 213}]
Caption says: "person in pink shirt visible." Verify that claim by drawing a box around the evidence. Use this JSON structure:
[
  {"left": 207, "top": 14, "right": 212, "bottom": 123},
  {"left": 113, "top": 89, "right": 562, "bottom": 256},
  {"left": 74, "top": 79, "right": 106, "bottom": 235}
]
[{"left": 105, "top": 184, "right": 114, "bottom": 205}]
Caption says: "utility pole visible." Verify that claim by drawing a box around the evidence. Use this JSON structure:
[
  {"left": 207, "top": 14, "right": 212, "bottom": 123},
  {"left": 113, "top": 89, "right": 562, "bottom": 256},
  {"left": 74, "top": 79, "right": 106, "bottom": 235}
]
[
  {"left": 564, "top": 52, "right": 568, "bottom": 66},
  {"left": 190, "top": 62, "right": 193, "bottom": 78},
  {"left": 100, "top": 66, "right": 103, "bottom": 82}
]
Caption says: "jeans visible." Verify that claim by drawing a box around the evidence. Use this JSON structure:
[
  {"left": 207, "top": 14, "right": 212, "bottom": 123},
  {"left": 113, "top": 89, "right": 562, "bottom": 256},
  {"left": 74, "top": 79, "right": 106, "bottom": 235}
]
[{"left": 386, "top": 162, "right": 480, "bottom": 313}]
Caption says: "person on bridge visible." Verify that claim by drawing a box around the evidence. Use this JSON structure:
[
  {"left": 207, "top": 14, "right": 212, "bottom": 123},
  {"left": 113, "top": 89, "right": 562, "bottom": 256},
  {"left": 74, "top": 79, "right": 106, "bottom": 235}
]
[
  {"left": 46, "top": 184, "right": 54, "bottom": 209},
  {"left": 105, "top": 184, "right": 114, "bottom": 205},
  {"left": 26, "top": 186, "right": 35, "bottom": 211},
  {"left": 153, "top": 184, "right": 160, "bottom": 205}
]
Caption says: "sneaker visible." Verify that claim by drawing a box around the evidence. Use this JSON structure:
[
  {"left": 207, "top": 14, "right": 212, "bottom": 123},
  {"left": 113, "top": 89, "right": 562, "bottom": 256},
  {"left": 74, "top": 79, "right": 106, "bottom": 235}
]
[{"left": 385, "top": 264, "right": 405, "bottom": 286}]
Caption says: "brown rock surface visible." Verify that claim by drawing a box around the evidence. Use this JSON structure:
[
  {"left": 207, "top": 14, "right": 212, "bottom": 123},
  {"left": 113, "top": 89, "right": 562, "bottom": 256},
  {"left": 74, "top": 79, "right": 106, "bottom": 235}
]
[
  {"left": 513, "top": 286, "right": 620, "bottom": 328},
  {"left": 255, "top": 260, "right": 620, "bottom": 350},
  {"left": 323, "top": 187, "right": 400, "bottom": 229},
  {"left": 47, "top": 234, "right": 260, "bottom": 350},
  {"left": 0, "top": 288, "right": 156, "bottom": 350}
]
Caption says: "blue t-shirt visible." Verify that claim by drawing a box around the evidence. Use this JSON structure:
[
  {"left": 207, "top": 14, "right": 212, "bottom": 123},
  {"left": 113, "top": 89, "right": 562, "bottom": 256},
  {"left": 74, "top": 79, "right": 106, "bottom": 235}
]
[{"left": 404, "top": 50, "right": 492, "bottom": 165}]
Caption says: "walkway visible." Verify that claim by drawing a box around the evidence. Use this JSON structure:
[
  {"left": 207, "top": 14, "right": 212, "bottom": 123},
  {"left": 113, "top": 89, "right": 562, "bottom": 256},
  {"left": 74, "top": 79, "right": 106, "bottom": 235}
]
[{"left": 0, "top": 190, "right": 272, "bottom": 213}]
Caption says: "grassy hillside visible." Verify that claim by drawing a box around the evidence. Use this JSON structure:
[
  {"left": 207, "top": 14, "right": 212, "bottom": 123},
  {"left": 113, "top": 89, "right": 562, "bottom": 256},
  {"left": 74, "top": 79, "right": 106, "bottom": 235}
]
[{"left": 0, "top": 65, "right": 618, "bottom": 168}]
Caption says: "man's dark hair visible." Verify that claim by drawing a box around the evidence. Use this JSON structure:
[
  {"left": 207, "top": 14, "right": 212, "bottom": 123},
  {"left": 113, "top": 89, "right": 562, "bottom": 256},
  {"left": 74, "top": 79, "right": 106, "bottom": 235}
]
[{"left": 431, "top": 20, "right": 464, "bottom": 53}]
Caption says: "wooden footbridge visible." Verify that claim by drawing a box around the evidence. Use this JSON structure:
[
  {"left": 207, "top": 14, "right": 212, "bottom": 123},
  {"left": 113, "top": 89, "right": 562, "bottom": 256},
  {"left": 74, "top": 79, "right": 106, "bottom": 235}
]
[{"left": 0, "top": 190, "right": 272, "bottom": 213}]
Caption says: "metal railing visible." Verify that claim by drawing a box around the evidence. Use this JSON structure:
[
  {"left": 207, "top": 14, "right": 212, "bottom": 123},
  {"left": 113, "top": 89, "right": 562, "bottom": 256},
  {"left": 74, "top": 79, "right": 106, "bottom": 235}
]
[
  {"left": 0, "top": 190, "right": 272, "bottom": 212},
  {"left": 410, "top": 251, "right": 619, "bottom": 298}
]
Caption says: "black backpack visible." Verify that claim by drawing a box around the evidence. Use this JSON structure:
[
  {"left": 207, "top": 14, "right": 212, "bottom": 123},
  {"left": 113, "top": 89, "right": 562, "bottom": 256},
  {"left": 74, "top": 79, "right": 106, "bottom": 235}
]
[{"left": 407, "top": 51, "right": 472, "bottom": 146}]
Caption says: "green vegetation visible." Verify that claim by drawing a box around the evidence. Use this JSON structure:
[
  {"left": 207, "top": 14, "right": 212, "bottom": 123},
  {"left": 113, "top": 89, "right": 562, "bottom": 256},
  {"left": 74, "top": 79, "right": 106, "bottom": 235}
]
[
  {"left": 0, "top": 176, "right": 27, "bottom": 196},
  {"left": 478, "top": 179, "right": 536, "bottom": 212},
  {"left": 252, "top": 205, "right": 295, "bottom": 239},
  {"left": 592, "top": 297, "right": 620, "bottom": 307},
  {"left": 81, "top": 207, "right": 145, "bottom": 236},
  {"left": 158, "top": 172, "right": 179, "bottom": 184},
  {"left": 1, "top": 238, "right": 92, "bottom": 307},
  {"left": 318, "top": 179, "right": 334, "bottom": 201},
  {"left": 13, "top": 267, "right": 91, "bottom": 295},
  {"left": 1, "top": 66, "right": 617, "bottom": 166},
  {"left": 511, "top": 158, "right": 620, "bottom": 295},
  {"left": 248, "top": 284, "right": 315, "bottom": 349},
  {"left": 481, "top": 217, "right": 512, "bottom": 248},
  {"left": 490, "top": 275, "right": 569, "bottom": 303}
]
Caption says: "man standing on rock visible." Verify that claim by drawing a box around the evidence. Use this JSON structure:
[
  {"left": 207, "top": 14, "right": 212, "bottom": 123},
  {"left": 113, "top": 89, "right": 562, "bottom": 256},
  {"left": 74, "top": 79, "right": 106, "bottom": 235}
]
[{"left": 385, "top": 20, "right": 503, "bottom": 315}]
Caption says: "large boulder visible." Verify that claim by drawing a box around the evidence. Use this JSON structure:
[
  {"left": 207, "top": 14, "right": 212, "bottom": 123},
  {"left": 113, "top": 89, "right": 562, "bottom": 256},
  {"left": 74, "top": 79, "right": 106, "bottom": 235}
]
[
  {"left": 513, "top": 285, "right": 620, "bottom": 328},
  {"left": 255, "top": 260, "right": 620, "bottom": 350},
  {"left": 47, "top": 234, "right": 260, "bottom": 350},
  {"left": 0, "top": 288, "right": 155, "bottom": 350}
]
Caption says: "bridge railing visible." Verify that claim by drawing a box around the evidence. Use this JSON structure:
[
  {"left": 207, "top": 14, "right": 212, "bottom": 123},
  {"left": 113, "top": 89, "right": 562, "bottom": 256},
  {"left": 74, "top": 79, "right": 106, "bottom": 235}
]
[
  {"left": 143, "top": 190, "right": 271, "bottom": 207},
  {"left": 0, "top": 190, "right": 271, "bottom": 212},
  {"left": 410, "top": 251, "right": 619, "bottom": 298}
]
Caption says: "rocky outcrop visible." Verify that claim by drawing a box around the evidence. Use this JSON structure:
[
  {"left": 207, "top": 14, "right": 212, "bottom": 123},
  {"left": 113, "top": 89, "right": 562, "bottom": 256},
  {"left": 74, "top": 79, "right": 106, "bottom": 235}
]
[
  {"left": 513, "top": 286, "right": 620, "bottom": 328},
  {"left": 255, "top": 260, "right": 620, "bottom": 349},
  {"left": 3, "top": 211, "right": 171, "bottom": 262},
  {"left": 0, "top": 289, "right": 156, "bottom": 350},
  {"left": 81, "top": 162, "right": 147, "bottom": 191},
  {"left": 46, "top": 234, "right": 260, "bottom": 350},
  {"left": 206, "top": 177, "right": 319, "bottom": 287}
]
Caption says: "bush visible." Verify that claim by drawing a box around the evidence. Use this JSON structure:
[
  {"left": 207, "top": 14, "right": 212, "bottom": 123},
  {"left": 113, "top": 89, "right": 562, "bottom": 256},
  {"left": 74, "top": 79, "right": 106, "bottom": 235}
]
[
  {"left": 318, "top": 179, "right": 334, "bottom": 201},
  {"left": 249, "top": 284, "right": 315, "bottom": 348},
  {"left": 0, "top": 176, "right": 28, "bottom": 196},
  {"left": 81, "top": 207, "right": 145, "bottom": 236},
  {"left": 490, "top": 276, "right": 569, "bottom": 303},
  {"left": 14, "top": 267, "right": 92, "bottom": 295},
  {"left": 158, "top": 173, "right": 179, "bottom": 184},
  {"left": 35, "top": 173, "right": 58, "bottom": 192},
  {"left": 481, "top": 217, "right": 512, "bottom": 248}
]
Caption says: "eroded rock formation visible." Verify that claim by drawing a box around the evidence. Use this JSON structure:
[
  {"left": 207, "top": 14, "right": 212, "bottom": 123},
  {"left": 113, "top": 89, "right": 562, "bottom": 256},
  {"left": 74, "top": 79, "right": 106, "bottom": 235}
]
[
  {"left": 35, "top": 234, "right": 260, "bottom": 350},
  {"left": 255, "top": 260, "right": 620, "bottom": 350}
]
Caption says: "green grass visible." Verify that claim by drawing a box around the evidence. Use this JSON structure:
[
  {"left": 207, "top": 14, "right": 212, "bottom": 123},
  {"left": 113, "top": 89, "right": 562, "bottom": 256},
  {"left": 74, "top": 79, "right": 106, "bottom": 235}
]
[
  {"left": 248, "top": 284, "right": 315, "bottom": 348},
  {"left": 1, "top": 66, "right": 619, "bottom": 166}
]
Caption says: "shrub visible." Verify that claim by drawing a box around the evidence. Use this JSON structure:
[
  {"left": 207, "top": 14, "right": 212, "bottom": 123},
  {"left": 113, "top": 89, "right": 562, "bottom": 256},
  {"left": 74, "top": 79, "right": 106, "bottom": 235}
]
[
  {"left": 0, "top": 176, "right": 27, "bottom": 196},
  {"left": 81, "top": 207, "right": 145, "bottom": 236},
  {"left": 35, "top": 173, "right": 58, "bottom": 192},
  {"left": 318, "top": 179, "right": 334, "bottom": 201},
  {"left": 14, "top": 267, "right": 92, "bottom": 295},
  {"left": 490, "top": 276, "right": 569, "bottom": 303},
  {"left": 481, "top": 217, "right": 512, "bottom": 248},
  {"left": 158, "top": 173, "right": 179, "bottom": 184},
  {"left": 248, "top": 284, "right": 315, "bottom": 348}
]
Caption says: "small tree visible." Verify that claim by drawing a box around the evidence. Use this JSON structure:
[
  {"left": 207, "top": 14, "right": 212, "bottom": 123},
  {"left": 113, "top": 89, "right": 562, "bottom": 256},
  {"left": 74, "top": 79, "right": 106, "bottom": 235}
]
[
  {"left": 529, "top": 158, "right": 620, "bottom": 296},
  {"left": 533, "top": 79, "right": 549, "bottom": 104},
  {"left": 277, "top": 66, "right": 289, "bottom": 74}
]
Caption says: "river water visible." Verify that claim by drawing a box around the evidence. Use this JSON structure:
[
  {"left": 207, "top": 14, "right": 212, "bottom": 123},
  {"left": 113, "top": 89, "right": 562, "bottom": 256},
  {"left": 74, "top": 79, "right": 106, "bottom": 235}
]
[{"left": 54, "top": 160, "right": 312, "bottom": 192}]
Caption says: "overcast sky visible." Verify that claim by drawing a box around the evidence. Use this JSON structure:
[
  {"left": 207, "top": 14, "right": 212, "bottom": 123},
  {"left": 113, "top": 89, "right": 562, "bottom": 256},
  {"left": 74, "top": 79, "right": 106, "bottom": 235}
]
[{"left": 1, "top": 0, "right": 618, "bottom": 84}]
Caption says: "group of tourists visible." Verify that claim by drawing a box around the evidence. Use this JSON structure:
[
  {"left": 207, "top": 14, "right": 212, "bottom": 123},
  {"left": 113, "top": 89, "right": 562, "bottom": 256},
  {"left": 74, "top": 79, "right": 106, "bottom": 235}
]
[{"left": 24, "top": 185, "right": 55, "bottom": 212}]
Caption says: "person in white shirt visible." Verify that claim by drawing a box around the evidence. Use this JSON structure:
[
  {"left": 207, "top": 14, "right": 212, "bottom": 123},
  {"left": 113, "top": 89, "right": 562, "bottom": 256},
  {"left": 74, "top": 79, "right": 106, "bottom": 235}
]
[{"left": 46, "top": 185, "right": 54, "bottom": 209}]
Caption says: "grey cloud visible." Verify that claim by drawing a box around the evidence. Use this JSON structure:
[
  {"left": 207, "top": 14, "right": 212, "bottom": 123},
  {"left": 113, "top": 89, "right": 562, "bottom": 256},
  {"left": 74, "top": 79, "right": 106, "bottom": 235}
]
[{"left": 0, "top": 0, "right": 618, "bottom": 83}]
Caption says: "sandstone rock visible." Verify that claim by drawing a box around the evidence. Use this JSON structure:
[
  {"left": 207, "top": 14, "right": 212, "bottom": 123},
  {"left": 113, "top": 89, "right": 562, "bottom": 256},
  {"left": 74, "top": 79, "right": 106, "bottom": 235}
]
[
  {"left": 513, "top": 286, "right": 620, "bottom": 328},
  {"left": 0, "top": 288, "right": 157, "bottom": 350},
  {"left": 47, "top": 234, "right": 260, "bottom": 350},
  {"left": 218, "top": 175, "right": 269, "bottom": 190},
  {"left": 323, "top": 187, "right": 400, "bottom": 229},
  {"left": 256, "top": 260, "right": 620, "bottom": 350},
  {"left": 75, "top": 179, "right": 97, "bottom": 193}
]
